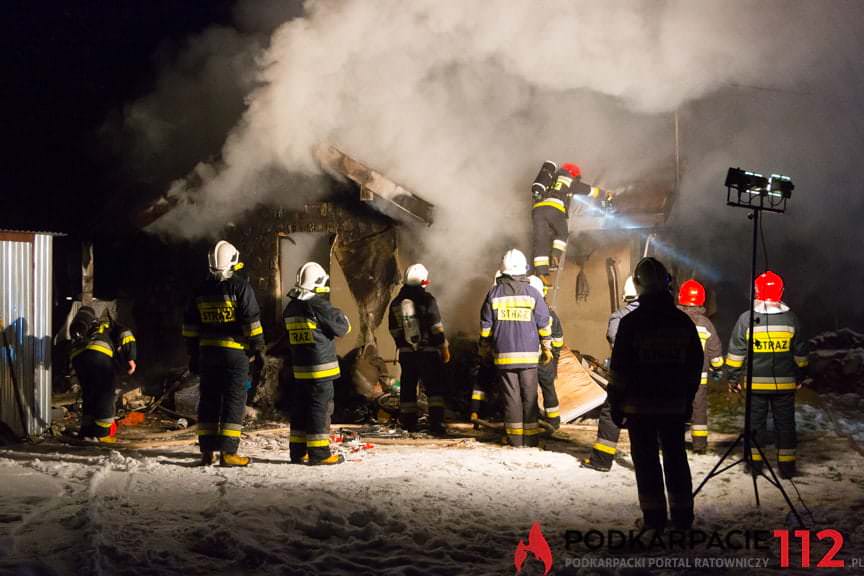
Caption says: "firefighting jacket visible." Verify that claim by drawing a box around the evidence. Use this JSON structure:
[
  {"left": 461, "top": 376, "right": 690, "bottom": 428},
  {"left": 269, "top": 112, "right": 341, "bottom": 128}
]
[
  {"left": 608, "top": 292, "right": 703, "bottom": 418},
  {"left": 70, "top": 319, "right": 137, "bottom": 364},
  {"left": 182, "top": 274, "right": 264, "bottom": 354},
  {"left": 606, "top": 301, "right": 640, "bottom": 346},
  {"left": 532, "top": 169, "right": 605, "bottom": 216},
  {"left": 480, "top": 275, "right": 552, "bottom": 369},
  {"left": 725, "top": 302, "right": 808, "bottom": 393},
  {"left": 550, "top": 309, "right": 564, "bottom": 358},
  {"left": 388, "top": 285, "right": 447, "bottom": 353},
  {"left": 680, "top": 306, "right": 724, "bottom": 385},
  {"left": 282, "top": 294, "right": 351, "bottom": 382}
]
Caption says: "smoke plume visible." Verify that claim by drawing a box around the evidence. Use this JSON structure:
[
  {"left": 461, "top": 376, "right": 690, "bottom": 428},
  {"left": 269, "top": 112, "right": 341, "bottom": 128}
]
[{"left": 122, "top": 0, "right": 864, "bottom": 333}]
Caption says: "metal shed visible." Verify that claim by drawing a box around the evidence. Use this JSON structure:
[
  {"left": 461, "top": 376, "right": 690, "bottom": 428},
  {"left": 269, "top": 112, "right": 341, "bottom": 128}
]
[{"left": 0, "top": 230, "right": 57, "bottom": 438}]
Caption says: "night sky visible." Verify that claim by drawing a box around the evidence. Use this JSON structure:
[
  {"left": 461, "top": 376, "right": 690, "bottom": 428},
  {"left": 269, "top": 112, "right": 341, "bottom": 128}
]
[{"left": 2, "top": 1, "right": 234, "bottom": 236}]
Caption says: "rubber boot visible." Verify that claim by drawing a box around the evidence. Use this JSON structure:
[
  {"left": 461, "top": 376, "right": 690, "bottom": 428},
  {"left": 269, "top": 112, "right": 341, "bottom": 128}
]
[
  {"left": 221, "top": 453, "right": 251, "bottom": 467},
  {"left": 308, "top": 453, "right": 344, "bottom": 466},
  {"left": 581, "top": 456, "right": 612, "bottom": 472},
  {"left": 778, "top": 461, "right": 796, "bottom": 479},
  {"left": 200, "top": 451, "right": 218, "bottom": 466}
]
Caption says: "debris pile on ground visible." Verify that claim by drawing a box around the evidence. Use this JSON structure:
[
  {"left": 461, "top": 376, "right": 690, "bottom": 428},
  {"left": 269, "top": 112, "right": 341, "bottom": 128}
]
[{"left": 807, "top": 328, "right": 864, "bottom": 393}]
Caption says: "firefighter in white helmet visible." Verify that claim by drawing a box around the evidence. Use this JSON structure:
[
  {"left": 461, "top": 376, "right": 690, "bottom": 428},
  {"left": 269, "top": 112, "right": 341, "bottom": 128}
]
[
  {"left": 282, "top": 261, "right": 351, "bottom": 465},
  {"left": 480, "top": 249, "right": 553, "bottom": 447},
  {"left": 582, "top": 275, "right": 639, "bottom": 472},
  {"left": 183, "top": 240, "right": 264, "bottom": 466},
  {"left": 388, "top": 263, "right": 450, "bottom": 434}
]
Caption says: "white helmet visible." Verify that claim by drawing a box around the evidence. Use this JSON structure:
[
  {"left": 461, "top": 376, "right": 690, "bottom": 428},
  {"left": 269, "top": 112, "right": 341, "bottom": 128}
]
[
  {"left": 501, "top": 249, "right": 528, "bottom": 276},
  {"left": 296, "top": 261, "right": 329, "bottom": 293},
  {"left": 404, "top": 263, "right": 429, "bottom": 287},
  {"left": 623, "top": 275, "right": 638, "bottom": 302},
  {"left": 209, "top": 240, "right": 240, "bottom": 281},
  {"left": 527, "top": 275, "right": 546, "bottom": 296}
]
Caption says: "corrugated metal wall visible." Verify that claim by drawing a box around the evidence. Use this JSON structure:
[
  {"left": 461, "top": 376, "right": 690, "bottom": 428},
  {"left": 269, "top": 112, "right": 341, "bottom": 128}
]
[{"left": 0, "top": 232, "right": 53, "bottom": 438}]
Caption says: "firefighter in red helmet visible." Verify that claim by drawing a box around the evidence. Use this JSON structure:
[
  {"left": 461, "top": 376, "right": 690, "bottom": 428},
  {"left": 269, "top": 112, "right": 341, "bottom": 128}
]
[
  {"left": 725, "top": 271, "right": 809, "bottom": 478},
  {"left": 677, "top": 279, "right": 723, "bottom": 453},
  {"left": 530, "top": 161, "right": 612, "bottom": 285}
]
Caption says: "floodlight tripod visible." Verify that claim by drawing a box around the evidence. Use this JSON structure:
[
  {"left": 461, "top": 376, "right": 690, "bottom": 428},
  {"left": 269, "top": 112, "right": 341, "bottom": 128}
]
[{"left": 692, "top": 183, "right": 805, "bottom": 528}]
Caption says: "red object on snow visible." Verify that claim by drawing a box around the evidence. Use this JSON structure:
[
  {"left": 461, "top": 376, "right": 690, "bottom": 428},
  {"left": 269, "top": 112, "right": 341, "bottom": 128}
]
[
  {"left": 560, "top": 163, "right": 581, "bottom": 178},
  {"left": 678, "top": 279, "right": 706, "bottom": 307},
  {"left": 118, "top": 412, "right": 145, "bottom": 427},
  {"left": 755, "top": 271, "right": 784, "bottom": 302}
]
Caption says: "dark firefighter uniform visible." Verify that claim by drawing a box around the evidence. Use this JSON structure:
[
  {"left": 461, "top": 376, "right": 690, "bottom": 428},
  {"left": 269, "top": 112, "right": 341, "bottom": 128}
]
[
  {"left": 283, "top": 294, "right": 351, "bottom": 463},
  {"left": 537, "top": 309, "right": 564, "bottom": 429},
  {"left": 725, "top": 303, "right": 808, "bottom": 477},
  {"left": 531, "top": 164, "right": 605, "bottom": 277},
  {"left": 680, "top": 306, "right": 724, "bottom": 452},
  {"left": 183, "top": 275, "right": 264, "bottom": 457},
  {"left": 388, "top": 284, "right": 448, "bottom": 433},
  {"left": 70, "top": 311, "right": 137, "bottom": 440},
  {"left": 585, "top": 300, "right": 639, "bottom": 470},
  {"left": 480, "top": 276, "right": 552, "bottom": 447},
  {"left": 608, "top": 292, "right": 703, "bottom": 530}
]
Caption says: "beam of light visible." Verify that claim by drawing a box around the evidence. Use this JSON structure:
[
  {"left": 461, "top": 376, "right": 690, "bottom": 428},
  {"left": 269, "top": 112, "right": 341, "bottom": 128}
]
[{"left": 569, "top": 195, "right": 721, "bottom": 283}]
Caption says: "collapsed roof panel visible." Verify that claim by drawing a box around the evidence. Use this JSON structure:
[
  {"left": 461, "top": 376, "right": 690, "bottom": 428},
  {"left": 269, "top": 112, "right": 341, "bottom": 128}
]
[{"left": 315, "top": 144, "right": 435, "bottom": 226}]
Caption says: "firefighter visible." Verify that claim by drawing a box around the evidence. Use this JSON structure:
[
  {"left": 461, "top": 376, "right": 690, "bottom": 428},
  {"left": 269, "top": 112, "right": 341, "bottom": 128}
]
[
  {"left": 582, "top": 276, "right": 638, "bottom": 472},
  {"left": 469, "top": 271, "right": 504, "bottom": 423},
  {"left": 531, "top": 161, "right": 611, "bottom": 285},
  {"left": 388, "top": 263, "right": 451, "bottom": 435},
  {"left": 183, "top": 240, "right": 264, "bottom": 467},
  {"left": 283, "top": 261, "right": 351, "bottom": 465},
  {"left": 608, "top": 258, "right": 703, "bottom": 531},
  {"left": 69, "top": 306, "right": 137, "bottom": 442},
  {"left": 480, "top": 249, "right": 552, "bottom": 447},
  {"left": 528, "top": 275, "right": 564, "bottom": 430},
  {"left": 677, "top": 279, "right": 724, "bottom": 453},
  {"left": 725, "top": 271, "right": 808, "bottom": 479}
]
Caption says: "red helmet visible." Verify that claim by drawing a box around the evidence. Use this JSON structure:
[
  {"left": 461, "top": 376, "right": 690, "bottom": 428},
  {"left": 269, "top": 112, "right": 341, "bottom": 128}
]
[
  {"left": 561, "top": 163, "right": 581, "bottom": 178},
  {"left": 677, "top": 279, "right": 706, "bottom": 307},
  {"left": 755, "top": 271, "right": 784, "bottom": 302}
]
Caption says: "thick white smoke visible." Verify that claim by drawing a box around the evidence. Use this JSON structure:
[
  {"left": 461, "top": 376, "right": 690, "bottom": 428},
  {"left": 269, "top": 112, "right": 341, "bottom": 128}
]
[{"left": 125, "top": 0, "right": 864, "bottom": 331}]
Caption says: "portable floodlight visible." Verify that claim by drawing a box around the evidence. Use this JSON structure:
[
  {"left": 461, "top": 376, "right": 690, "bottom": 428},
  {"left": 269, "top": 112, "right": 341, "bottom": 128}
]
[{"left": 725, "top": 167, "right": 793, "bottom": 213}]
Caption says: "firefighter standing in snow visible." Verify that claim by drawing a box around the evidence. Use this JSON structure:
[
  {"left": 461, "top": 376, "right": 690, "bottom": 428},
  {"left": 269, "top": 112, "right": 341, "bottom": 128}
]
[
  {"left": 480, "top": 249, "right": 553, "bottom": 447},
  {"left": 388, "top": 263, "right": 451, "bottom": 434},
  {"left": 608, "top": 258, "right": 703, "bottom": 530},
  {"left": 531, "top": 161, "right": 610, "bottom": 284},
  {"left": 183, "top": 241, "right": 264, "bottom": 466},
  {"left": 70, "top": 306, "right": 137, "bottom": 442},
  {"left": 677, "top": 279, "right": 724, "bottom": 453},
  {"left": 725, "top": 271, "right": 808, "bottom": 478},
  {"left": 283, "top": 262, "right": 351, "bottom": 465},
  {"left": 528, "top": 275, "right": 564, "bottom": 430},
  {"left": 582, "top": 276, "right": 638, "bottom": 472}
]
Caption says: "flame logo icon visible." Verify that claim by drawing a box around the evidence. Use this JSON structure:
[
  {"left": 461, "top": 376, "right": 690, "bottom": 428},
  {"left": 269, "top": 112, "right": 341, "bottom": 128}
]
[{"left": 514, "top": 522, "right": 553, "bottom": 575}]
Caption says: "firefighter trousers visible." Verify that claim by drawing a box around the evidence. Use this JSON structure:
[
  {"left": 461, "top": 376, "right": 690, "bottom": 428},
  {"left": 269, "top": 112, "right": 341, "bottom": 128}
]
[
  {"left": 289, "top": 378, "right": 335, "bottom": 463},
  {"left": 498, "top": 367, "right": 540, "bottom": 447},
  {"left": 399, "top": 350, "right": 445, "bottom": 433},
  {"left": 198, "top": 348, "right": 248, "bottom": 455},
  {"left": 537, "top": 355, "right": 560, "bottom": 428},
  {"left": 531, "top": 206, "right": 568, "bottom": 276},
  {"left": 750, "top": 392, "right": 796, "bottom": 475},
  {"left": 628, "top": 416, "right": 694, "bottom": 530},
  {"left": 588, "top": 399, "right": 622, "bottom": 468},
  {"left": 690, "top": 382, "right": 709, "bottom": 450},
  {"left": 469, "top": 361, "right": 496, "bottom": 418},
  {"left": 74, "top": 351, "right": 117, "bottom": 438}
]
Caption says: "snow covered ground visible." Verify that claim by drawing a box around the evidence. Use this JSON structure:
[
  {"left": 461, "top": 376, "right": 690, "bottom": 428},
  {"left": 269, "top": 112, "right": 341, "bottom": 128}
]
[{"left": 1, "top": 415, "right": 863, "bottom": 575}]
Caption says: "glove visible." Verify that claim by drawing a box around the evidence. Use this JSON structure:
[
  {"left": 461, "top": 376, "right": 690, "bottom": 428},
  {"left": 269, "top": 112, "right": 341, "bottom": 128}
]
[
  {"left": 188, "top": 353, "right": 199, "bottom": 376},
  {"left": 250, "top": 350, "right": 265, "bottom": 366},
  {"left": 440, "top": 345, "right": 451, "bottom": 364},
  {"left": 541, "top": 348, "right": 554, "bottom": 365}
]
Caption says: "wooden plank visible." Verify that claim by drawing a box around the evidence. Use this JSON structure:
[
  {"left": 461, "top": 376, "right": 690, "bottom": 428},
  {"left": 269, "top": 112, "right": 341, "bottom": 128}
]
[{"left": 542, "top": 347, "right": 607, "bottom": 422}]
